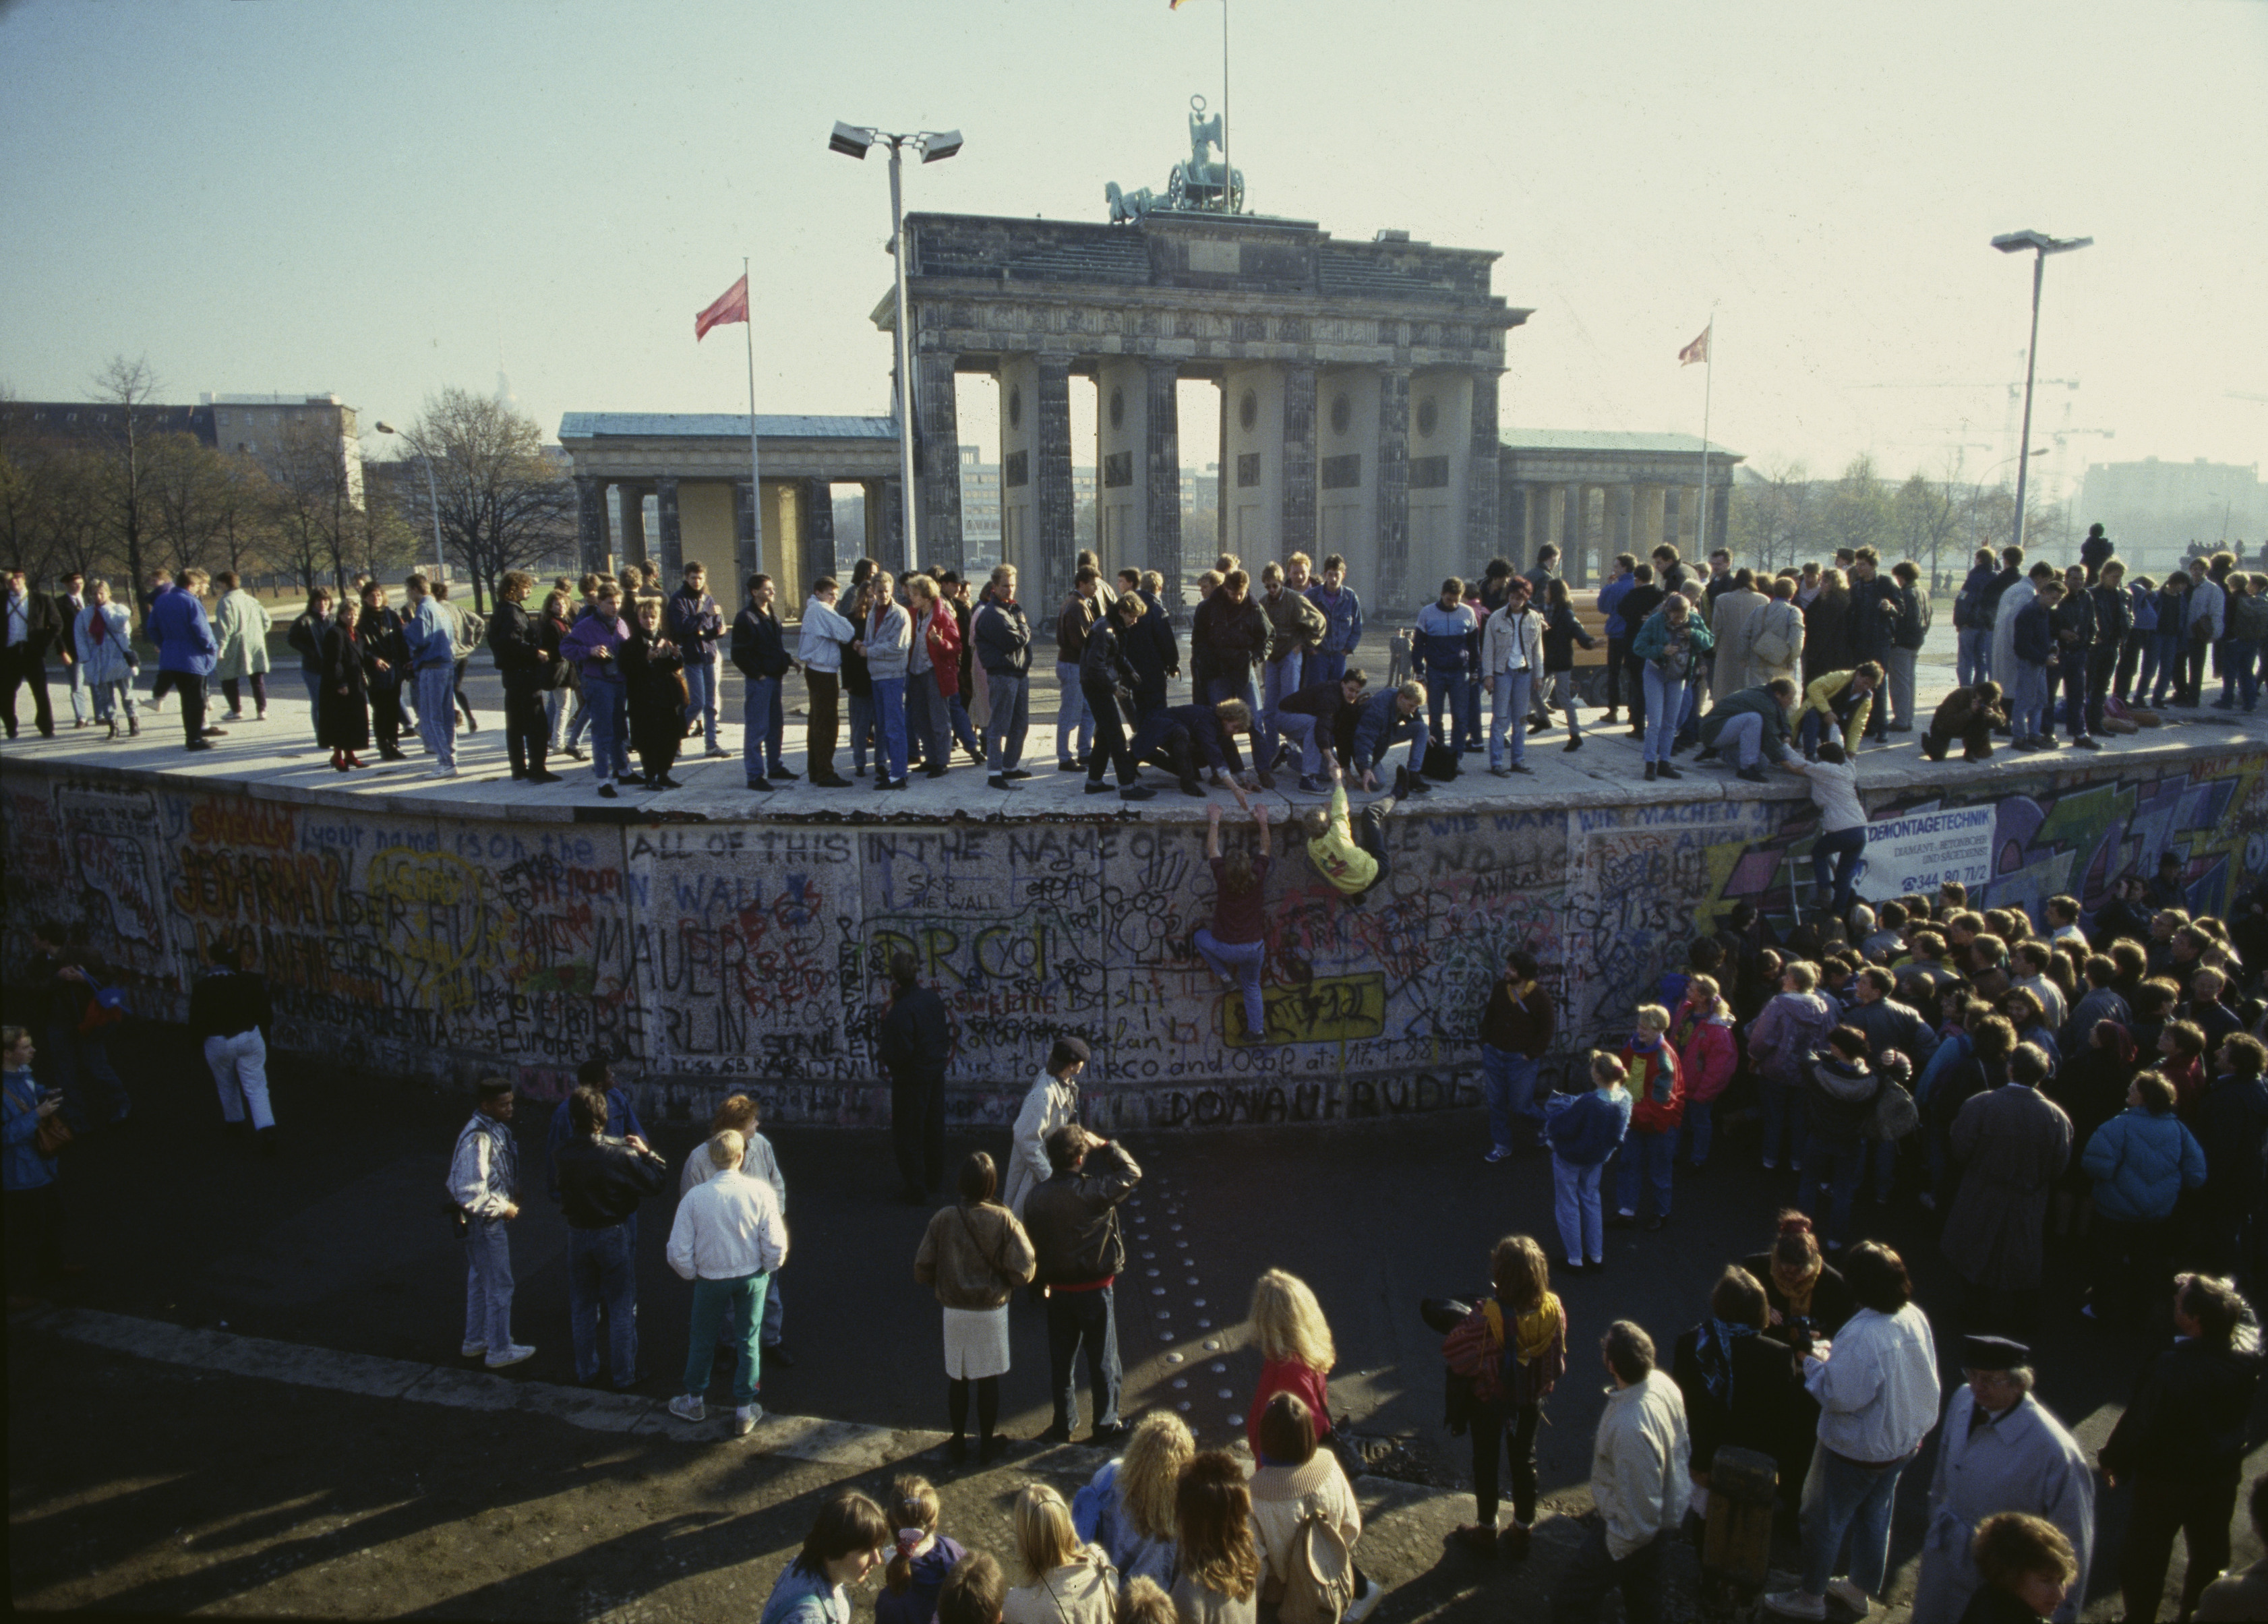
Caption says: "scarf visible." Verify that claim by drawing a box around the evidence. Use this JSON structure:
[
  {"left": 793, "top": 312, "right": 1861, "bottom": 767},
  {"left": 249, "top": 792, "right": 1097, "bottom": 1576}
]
[
  {"left": 87, "top": 607, "right": 109, "bottom": 647},
  {"left": 1694, "top": 1316, "right": 1758, "bottom": 1407},
  {"left": 1511, "top": 1294, "right": 1562, "bottom": 1367},
  {"left": 1772, "top": 1257, "right": 1822, "bottom": 1319}
]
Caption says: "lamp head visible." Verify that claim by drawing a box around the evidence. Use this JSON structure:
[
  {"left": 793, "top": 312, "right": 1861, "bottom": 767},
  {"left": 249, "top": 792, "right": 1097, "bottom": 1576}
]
[
  {"left": 829, "top": 121, "right": 875, "bottom": 160},
  {"left": 920, "top": 129, "right": 963, "bottom": 163},
  {"left": 1992, "top": 230, "right": 2093, "bottom": 256},
  {"left": 375, "top": 421, "right": 398, "bottom": 434}
]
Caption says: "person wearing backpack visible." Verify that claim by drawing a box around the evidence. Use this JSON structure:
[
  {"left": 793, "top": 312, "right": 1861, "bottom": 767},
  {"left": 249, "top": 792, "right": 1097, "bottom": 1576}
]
[
  {"left": 1445, "top": 1234, "right": 1566, "bottom": 1563},
  {"left": 1249, "top": 1392, "right": 1379, "bottom": 1623}
]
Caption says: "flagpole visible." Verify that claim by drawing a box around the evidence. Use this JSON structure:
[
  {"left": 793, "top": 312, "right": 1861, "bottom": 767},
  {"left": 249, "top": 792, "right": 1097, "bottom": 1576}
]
[
  {"left": 742, "top": 257, "right": 765, "bottom": 578},
  {"left": 1696, "top": 318, "right": 1714, "bottom": 561}
]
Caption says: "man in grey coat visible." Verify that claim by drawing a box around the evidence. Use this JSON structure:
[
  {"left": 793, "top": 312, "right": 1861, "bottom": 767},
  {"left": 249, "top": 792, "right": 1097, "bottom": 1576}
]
[{"left": 1910, "top": 1336, "right": 2093, "bottom": 1624}]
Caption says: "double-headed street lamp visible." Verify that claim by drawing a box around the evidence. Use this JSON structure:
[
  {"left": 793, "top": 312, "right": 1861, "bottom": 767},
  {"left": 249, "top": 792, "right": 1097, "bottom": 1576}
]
[
  {"left": 830, "top": 121, "right": 962, "bottom": 570},
  {"left": 374, "top": 420, "right": 446, "bottom": 585},
  {"left": 1991, "top": 229, "right": 2092, "bottom": 555}
]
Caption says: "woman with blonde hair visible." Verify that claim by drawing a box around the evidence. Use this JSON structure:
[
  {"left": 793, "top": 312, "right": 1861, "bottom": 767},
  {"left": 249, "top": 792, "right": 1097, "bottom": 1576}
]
[
  {"left": 1001, "top": 1483, "right": 1117, "bottom": 1624},
  {"left": 1170, "top": 1453, "right": 1259, "bottom": 1624},
  {"left": 1448, "top": 1234, "right": 1566, "bottom": 1560},
  {"left": 1243, "top": 1269, "right": 1338, "bottom": 1462},
  {"left": 1072, "top": 1411, "right": 1192, "bottom": 1585}
]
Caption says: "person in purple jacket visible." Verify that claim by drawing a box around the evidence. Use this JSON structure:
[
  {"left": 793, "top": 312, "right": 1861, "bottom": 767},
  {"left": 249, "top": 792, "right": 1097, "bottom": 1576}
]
[
  {"left": 561, "top": 585, "right": 634, "bottom": 798},
  {"left": 1545, "top": 1052, "right": 1634, "bottom": 1275}
]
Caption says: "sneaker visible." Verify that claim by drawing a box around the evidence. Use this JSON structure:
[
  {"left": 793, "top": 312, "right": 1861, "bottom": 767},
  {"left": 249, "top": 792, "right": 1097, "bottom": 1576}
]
[
  {"left": 668, "top": 1393, "right": 707, "bottom": 1423},
  {"left": 1762, "top": 1592, "right": 1827, "bottom": 1621},
  {"left": 1118, "top": 785, "right": 1155, "bottom": 802},
  {"left": 1507, "top": 761, "right": 1533, "bottom": 774},
  {"left": 988, "top": 775, "right": 1020, "bottom": 791},
  {"left": 597, "top": 783, "right": 618, "bottom": 799},
  {"left": 1737, "top": 764, "right": 1767, "bottom": 783},
  {"left": 734, "top": 1404, "right": 763, "bottom": 1435},
  {"left": 1057, "top": 759, "right": 1085, "bottom": 773},
  {"left": 748, "top": 779, "right": 776, "bottom": 792},
  {"left": 1083, "top": 780, "right": 1116, "bottom": 795},
  {"left": 1824, "top": 1580, "right": 1871, "bottom": 1617},
  {"left": 1003, "top": 768, "right": 1032, "bottom": 781},
  {"left": 485, "top": 1343, "right": 537, "bottom": 1369},
  {"left": 1298, "top": 774, "right": 1326, "bottom": 792},
  {"left": 460, "top": 1341, "right": 487, "bottom": 1358},
  {"left": 1484, "top": 1145, "right": 1513, "bottom": 1164},
  {"left": 768, "top": 766, "right": 800, "bottom": 781},
  {"left": 704, "top": 746, "right": 731, "bottom": 758},
  {"left": 429, "top": 765, "right": 460, "bottom": 779},
  {"left": 2073, "top": 735, "right": 2102, "bottom": 750},
  {"left": 1345, "top": 1582, "right": 1385, "bottom": 1623},
  {"left": 1563, "top": 735, "right": 1582, "bottom": 752},
  {"left": 1489, "top": 765, "right": 1512, "bottom": 779}
]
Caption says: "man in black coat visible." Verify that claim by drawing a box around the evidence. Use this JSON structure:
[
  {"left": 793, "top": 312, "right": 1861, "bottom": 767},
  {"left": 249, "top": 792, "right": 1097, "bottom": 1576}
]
[
  {"left": 2099, "top": 1273, "right": 2263, "bottom": 1623},
  {"left": 1, "top": 566, "right": 63, "bottom": 739},
  {"left": 487, "top": 571, "right": 558, "bottom": 783},
  {"left": 877, "top": 951, "right": 952, "bottom": 1203},
  {"left": 1846, "top": 550, "right": 1899, "bottom": 742},
  {"left": 1023, "top": 1123, "right": 1141, "bottom": 1445},
  {"left": 2048, "top": 564, "right": 2099, "bottom": 747}
]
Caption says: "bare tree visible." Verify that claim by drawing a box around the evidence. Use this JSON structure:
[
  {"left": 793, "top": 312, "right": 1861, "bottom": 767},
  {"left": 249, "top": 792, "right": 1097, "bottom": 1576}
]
[
  {"left": 1729, "top": 460, "right": 1816, "bottom": 573},
  {"left": 269, "top": 417, "right": 357, "bottom": 591},
  {"left": 1820, "top": 454, "right": 1892, "bottom": 561},
  {"left": 1893, "top": 462, "right": 1965, "bottom": 593},
  {"left": 402, "top": 388, "right": 574, "bottom": 613},
  {"left": 146, "top": 433, "right": 274, "bottom": 577},
  {"left": 86, "top": 355, "right": 162, "bottom": 606}
]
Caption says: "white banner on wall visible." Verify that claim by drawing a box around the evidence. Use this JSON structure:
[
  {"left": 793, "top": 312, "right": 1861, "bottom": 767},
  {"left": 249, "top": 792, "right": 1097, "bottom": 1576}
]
[{"left": 1852, "top": 805, "right": 1998, "bottom": 901}]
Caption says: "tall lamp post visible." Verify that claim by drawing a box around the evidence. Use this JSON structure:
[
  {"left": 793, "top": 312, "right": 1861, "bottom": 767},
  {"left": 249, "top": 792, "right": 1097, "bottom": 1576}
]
[
  {"left": 829, "top": 121, "right": 962, "bottom": 572},
  {"left": 374, "top": 421, "right": 446, "bottom": 586},
  {"left": 1990, "top": 229, "right": 2091, "bottom": 555}
]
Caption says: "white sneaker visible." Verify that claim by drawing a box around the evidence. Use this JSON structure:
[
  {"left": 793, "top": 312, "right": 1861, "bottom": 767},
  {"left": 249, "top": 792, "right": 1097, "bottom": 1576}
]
[
  {"left": 459, "top": 1340, "right": 487, "bottom": 1358},
  {"left": 431, "top": 765, "right": 459, "bottom": 779},
  {"left": 669, "top": 1393, "right": 707, "bottom": 1423},
  {"left": 484, "top": 1342, "right": 536, "bottom": 1369},
  {"left": 1344, "top": 1581, "right": 1384, "bottom": 1623},
  {"left": 733, "top": 1404, "right": 762, "bottom": 1435},
  {"left": 1762, "top": 1592, "right": 1826, "bottom": 1621},
  {"left": 1825, "top": 1578, "right": 1871, "bottom": 1616}
]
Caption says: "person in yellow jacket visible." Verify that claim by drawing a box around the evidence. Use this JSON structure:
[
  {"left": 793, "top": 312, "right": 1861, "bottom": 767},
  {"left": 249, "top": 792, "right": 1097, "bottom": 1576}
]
[
  {"left": 1299, "top": 750, "right": 1393, "bottom": 903},
  {"left": 1799, "top": 663, "right": 1882, "bottom": 761}
]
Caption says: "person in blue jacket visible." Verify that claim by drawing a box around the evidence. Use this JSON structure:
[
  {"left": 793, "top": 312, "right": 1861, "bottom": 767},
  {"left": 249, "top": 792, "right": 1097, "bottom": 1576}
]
[
  {"left": 1952, "top": 547, "right": 2000, "bottom": 688},
  {"left": 1596, "top": 554, "right": 1638, "bottom": 724},
  {"left": 760, "top": 1492, "right": 893, "bottom": 1624},
  {"left": 2079, "top": 1070, "right": 2204, "bottom": 1321},
  {"left": 1413, "top": 578, "right": 1479, "bottom": 756},
  {"left": 146, "top": 567, "right": 220, "bottom": 751},
  {"left": 1348, "top": 681, "right": 1431, "bottom": 797},
  {"left": 1545, "top": 1052, "right": 1634, "bottom": 1275}
]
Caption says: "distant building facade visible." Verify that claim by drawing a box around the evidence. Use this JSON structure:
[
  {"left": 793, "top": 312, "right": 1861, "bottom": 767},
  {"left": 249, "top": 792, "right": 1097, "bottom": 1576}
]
[{"left": 2079, "top": 456, "right": 2267, "bottom": 555}]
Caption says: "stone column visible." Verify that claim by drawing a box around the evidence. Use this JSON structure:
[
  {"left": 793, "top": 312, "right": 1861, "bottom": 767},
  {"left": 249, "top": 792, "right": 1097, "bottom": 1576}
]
[
  {"left": 1036, "top": 355, "right": 1076, "bottom": 612},
  {"left": 1505, "top": 480, "right": 1528, "bottom": 560},
  {"left": 801, "top": 479, "right": 835, "bottom": 599},
  {"left": 1281, "top": 362, "right": 1318, "bottom": 564},
  {"left": 734, "top": 481, "right": 760, "bottom": 589},
  {"left": 1146, "top": 359, "right": 1184, "bottom": 617},
  {"left": 654, "top": 477, "right": 683, "bottom": 581},
  {"left": 575, "top": 476, "right": 610, "bottom": 574},
  {"left": 1375, "top": 367, "right": 1411, "bottom": 612},
  {"left": 1613, "top": 484, "right": 1635, "bottom": 562},
  {"left": 864, "top": 478, "right": 904, "bottom": 570},
  {"left": 1662, "top": 488, "right": 1682, "bottom": 555},
  {"left": 618, "top": 483, "right": 647, "bottom": 566},
  {"left": 913, "top": 351, "right": 961, "bottom": 576},
  {"left": 1710, "top": 483, "right": 1731, "bottom": 554},
  {"left": 1561, "top": 483, "right": 1582, "bottom": 576},
  {"left": 1466, "top": 371, "right": 1501, "bottom": 566}
]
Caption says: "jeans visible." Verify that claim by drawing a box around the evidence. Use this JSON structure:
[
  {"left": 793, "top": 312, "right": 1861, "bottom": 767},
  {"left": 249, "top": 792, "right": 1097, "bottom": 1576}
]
[
  {"left": 891, "top": 1066, "right": 947, "bottom": 1199},
  {"left": 1798, "top": 1131, "right": 1867, "bottom": 1245},
  {"left": 1552, "top": 1157, "right": 1607, "bottom": 1265},
  {"left": 547, "top": 686, "right": 577, "bottom": 751},
  {"left": 1194, "top": 928, "right": 1267, "bottom": 1039},
  {"left": 567, "top": 1218, "right": 640, "bottom": 1386},
  {"left": 1046, "top": 1284, "right": 1123, "bottom": 1435},
  {"left": 1310, "top": 651, "right": 1346, "bottom": 688},
  {"left": 1364, "top": 714, "right": 1429, "bottom": 782},
  {"left": 1541, "top": 668, "right": 1584, "bottom": 737},
  {"left": 1261, "top": 650, "right": 1302, "bottom": 771},
  {"left": 1462, "top": 660, "right": 1483, "bottom": 749},
  {"left": 2218, "top": 638, "right": 2259, "bottom": 709},
  {"left": 415, "top": 664, "right": 457, "bottom": 769},
  {"left": 1679, "top": 1099, "right": 1713, "bottom": 1166},
  {"left": 1640, "top": 666, "right": 1685, "bottom": 763},
  {"left": 1759, "top": 1075, "right": 1803, "bottom": 1167},
  {"left": 1481, "top": 1046, "right": 1541, "bottom": 1149},
  {"left": 1603, "top": 636, "right": 1631, "bottom": 716},
  {"left": 871, "top": 675, "right": 909, "bottom": 783},
  {"left": 64, "top": 657, "right": 89, "bottom": 723},
  {"left": 462, "top": 1216, "right": 516, "bottom": 1353},
  {"left": 583, "top": 676, "right": 629, "bottom": 780},
  {"left": 1812, "top": 825, "right": 1866, "bottom": 918},
  {"left": 1278, "top": 711, "right": 1325, "bottom": 777},
  {"left": 946, "top": 690, "right": 982, "bottom": 756},
  {"left": 2149, "top": 634, "right": 2186, "bottom": 705},
  {"left": 742, "top": 675, "right": 778, "bottom": 783},
  {"left": 204, "top": 1029, "right": 273, "bottom": 1131},
  {"left": 1886, "top": 646, "right": 1917, "bottom": 728},
  {"left": 1551, "top": 1524, "right": 1668, "bottom": 1624},
  {"left": 1799, "top": 1441, "right": 1914, "bottom": 1598},
  {"left": 909, "top": 670, "right": 954, "bottom": 771},
  {"left": 1055, "top": 661, "right": 1092, "bottom": 762},
  {"left": 1719, "top": 711, "right": 1764, "bottom": 766},
  {"left": 984, "top": 672, "right": 1029, "bottom": 773},
  {"left": 299, "top": 668, "right": 323, "bottom": 737},
  {"left": 682, "top": 1270, "right": 768, "bottom": 1410},
  {"left": 94, "top": 677, "right": 140, "bottom": 727},
  {"left": 682, "top": 658, "right": 718, "bottom": 748},
  {"left": 565, "top": 682, "right": 593, "bottom": 749},
  {"left": 1615, "top": 1126, "right": 1676, "bottom": 1218},
  {"left": 1426, "top": 667, "right": 1472, "bottom": 752},
  {"left": 1490, "top": 670, "right": 1533, "bottom": 766},
  {"left": 1956, "top": 624, "right": 1991, "bottom": 687}
]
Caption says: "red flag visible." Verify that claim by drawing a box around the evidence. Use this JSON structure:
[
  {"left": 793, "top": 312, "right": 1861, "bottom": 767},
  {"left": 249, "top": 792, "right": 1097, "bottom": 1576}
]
[
  {"left": 694, "top": 274, "right": 748, "bottom": 342},
  {"left": 1678, "top": 326, "right": 1710, "bottom": 366}
]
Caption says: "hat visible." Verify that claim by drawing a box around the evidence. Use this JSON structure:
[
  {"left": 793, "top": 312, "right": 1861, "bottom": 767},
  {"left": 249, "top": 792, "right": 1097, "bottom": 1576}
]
[
  {"left": 1048, "top": 1036, "right": 1092, "bottom": 1071},
  {"left": 1961, "top": 1334, "right": 2029, "bottom": 1371}
]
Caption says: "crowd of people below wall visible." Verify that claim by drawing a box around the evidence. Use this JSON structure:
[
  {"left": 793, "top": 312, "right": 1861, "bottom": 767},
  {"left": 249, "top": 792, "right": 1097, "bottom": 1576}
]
[{"left": 12, "top": 521, "right": 2261, "bottom": 808}]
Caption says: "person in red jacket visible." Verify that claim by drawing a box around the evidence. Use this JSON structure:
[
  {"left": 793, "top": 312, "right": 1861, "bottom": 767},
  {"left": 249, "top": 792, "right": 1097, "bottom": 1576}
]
[
  {"left": 1672, "top": 975, "right": 1738, "bottom": 1170},
  {"left": 1611, "top": 1006, "right": 1683, "bottom": 1232}
]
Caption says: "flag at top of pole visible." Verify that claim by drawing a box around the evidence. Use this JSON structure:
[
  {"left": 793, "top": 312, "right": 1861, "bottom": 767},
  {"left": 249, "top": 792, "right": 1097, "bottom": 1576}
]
[
  {"left": 694, "top": 274, "right": 749, "bottom": 342},
  {"left": 1678, "top": 325, "right": 1710, "bottom": 366}
]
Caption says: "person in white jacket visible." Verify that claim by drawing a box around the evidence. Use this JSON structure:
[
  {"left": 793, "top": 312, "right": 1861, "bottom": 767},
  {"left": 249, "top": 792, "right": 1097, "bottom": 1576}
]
[
  {"left": 681, "top": 1093, "right": 792, "bottom": 1367},
  {"left": 798, "top": 578, "right": 858, "bottom": 785},
  {"left": 2182, "top": 555, "right": 2226, "bottom": 708},
  {"left": 1551, "top": 1320, "right": 1690, "bottom": 1624},
  {"left": 666, "top": 1129, "right": 789, "bottom": 1435},
  {"left": 1482, "top": 581, "right": 1545, "bottom": 777},
  {"left": 448, "top": 1079, "right": 532, "bottom": 1370},
  {"left": 1765, "top": 1242, "right": 1942, "bottom": 1622},
  {"left": 1003, "top": 1037, "right": 1088, "bottom": 1220}
]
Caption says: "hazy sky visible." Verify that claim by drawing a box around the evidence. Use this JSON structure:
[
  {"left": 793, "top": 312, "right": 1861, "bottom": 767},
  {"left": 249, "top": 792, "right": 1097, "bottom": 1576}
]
[{"left": 3, "top": 0, "right": 2263, "bottom": 506}]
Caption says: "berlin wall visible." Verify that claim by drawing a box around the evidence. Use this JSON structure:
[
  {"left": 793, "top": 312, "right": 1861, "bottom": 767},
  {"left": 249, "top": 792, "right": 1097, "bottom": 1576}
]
[{"left": 7, "top": 742, "right": 2268, "bottom": 1131}]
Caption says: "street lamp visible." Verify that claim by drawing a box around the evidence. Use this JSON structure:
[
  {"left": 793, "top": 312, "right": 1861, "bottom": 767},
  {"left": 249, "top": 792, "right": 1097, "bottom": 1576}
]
[
  {"left": 1991, "top": 229, "right": 2092, "bottom": 555},
  {"left": 374, "top": 421, "right": 446, "bottom": 586},
  {"left": 830, "top": 121, "right": 963, "bottom": 572}
]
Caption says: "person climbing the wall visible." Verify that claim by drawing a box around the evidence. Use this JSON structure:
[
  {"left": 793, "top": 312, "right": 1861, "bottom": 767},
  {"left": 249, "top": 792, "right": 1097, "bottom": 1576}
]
[
  {"left": 1195, "top": 802, "right": 1273, "bottom": 1043},
  {"left": 1299, "top": 748, "right": 1394, "bottom": 905}
]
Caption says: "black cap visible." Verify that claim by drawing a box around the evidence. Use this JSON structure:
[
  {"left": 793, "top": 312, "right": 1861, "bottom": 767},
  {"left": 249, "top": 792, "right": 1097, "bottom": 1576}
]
[
  {"left": 1961, "top": 1334, "right": 2029, "bottom": 1371},
  {"left": 1048, "top": 1036, "right": 1092, "bottom": 1072}
]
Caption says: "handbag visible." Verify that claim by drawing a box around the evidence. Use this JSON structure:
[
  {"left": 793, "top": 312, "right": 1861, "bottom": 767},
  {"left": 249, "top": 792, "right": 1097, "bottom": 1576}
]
[
  {"left": 1866, "top": 1079, "right": 1919, "bottom": 1141},
  {"left": 77, "top": 974, "right": 128, "bottom": 1034},
  {"left": 7, "top": 1085, "right": 71, "bottom": 1158}
]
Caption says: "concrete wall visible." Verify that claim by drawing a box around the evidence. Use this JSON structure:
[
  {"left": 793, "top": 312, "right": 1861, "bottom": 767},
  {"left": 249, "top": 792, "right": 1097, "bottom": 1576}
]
[{"left": 10, "top": 744, "right": 2268, "bottom": 1131}]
